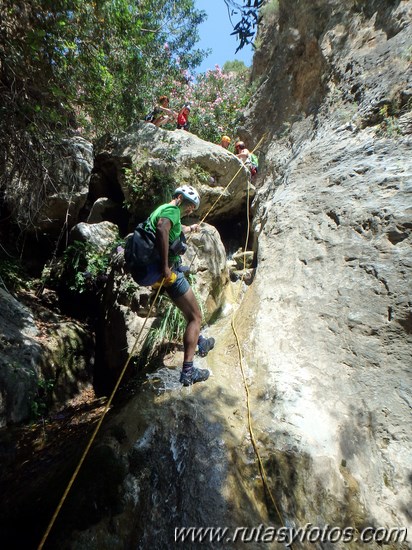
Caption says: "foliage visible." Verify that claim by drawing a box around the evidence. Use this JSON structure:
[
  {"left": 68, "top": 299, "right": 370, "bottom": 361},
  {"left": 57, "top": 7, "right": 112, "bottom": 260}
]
[
  {"left": 378, "top": 104, "right": 401, "bottom": 137},
  {"left": 0, "top": 0, "right": 259, "bottom": 233},
  {"left": 1, "top": 0, "right": 208, "bottom": 135},
  {"left": 0, "top": 257, "right": 32, "bottom": 293},
  {"left": 193, "top": 164, "right": 213, "bottom": 184},
  {"left": 222, "top": 59, "right": 249, "bottom": 73},
  {"left": 0, "top": 0, "right": 208, "bottom": 230},
  {"left": 164, "top": 63, "right": 255, "bottom": 144},
  {"left": 123, "top": 166, "right": 176, "bottom": 210},
  {"left": 143, "top": 273, "right": 204, "bottom": 359},
  {"left": 30, "top": 377, "right": 55, "bottom": 420},
  {"left": 145, "top": 293, "right": 187, "bottom": 355},
  {"left": 259, "top": 0, "right": 279, "bottom": 22},
  {"left": 223, "top": 0, "right": 264, "bottom": 52},
  {"left": 62, "top": 238, "right": 120, "bottom": 294}
]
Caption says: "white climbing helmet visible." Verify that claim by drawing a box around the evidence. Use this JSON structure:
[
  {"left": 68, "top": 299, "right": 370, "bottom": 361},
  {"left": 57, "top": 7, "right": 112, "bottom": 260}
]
[{"left": 174, "top": 185, "right": 200, "bottom": 210}]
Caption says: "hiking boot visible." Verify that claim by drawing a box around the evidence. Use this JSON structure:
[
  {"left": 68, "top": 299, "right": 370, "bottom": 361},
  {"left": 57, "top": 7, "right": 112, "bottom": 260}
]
[
  {"left": 180, "top": 367, "right": 210, "bottom": 386},
  {"left": 197, "top": 336, "right": 215, "bottom": 358}
]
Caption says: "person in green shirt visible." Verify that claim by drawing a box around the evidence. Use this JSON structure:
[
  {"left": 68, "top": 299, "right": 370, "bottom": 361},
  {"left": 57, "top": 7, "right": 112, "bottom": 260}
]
[{"left": 126, "top": 185, "right": 215, "bottom": 386}]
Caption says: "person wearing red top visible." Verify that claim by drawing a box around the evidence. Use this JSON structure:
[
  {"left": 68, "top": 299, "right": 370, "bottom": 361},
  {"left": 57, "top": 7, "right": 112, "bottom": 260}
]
[{"left": 176, "top": 104, "right": 191, "bottom": 130}]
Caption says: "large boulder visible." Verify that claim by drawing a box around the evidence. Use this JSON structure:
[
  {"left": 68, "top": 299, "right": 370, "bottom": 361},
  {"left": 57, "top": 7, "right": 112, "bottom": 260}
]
[
  {"left": 87, "top": 197, "right": 124, "bottom": 226},
  {"left": 36, "top": 136, "right": 93, "bottom": 234},
  {"left": 69, "top": 221, "right": 119, "bottom": 251},
  {"left": 94, "top": 123, "right": 253, "bottom": 228},
  {"left": 0, "top": 288, "right": 94, "bottom": 427},
  {"left": 0, "top": 289, "right": 41, "bottom": 426},
  {"left": 182, "top": 223, "right": 229, "bottom": 318}
]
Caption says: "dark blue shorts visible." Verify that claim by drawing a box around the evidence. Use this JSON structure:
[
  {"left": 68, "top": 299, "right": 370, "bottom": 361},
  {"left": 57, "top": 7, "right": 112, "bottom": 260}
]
[
  {"left": 165, "top": 270, "right": 190, "bottom": 300},
  {"left": 129, "top": 261, "right": 189, "bottom": 300}
]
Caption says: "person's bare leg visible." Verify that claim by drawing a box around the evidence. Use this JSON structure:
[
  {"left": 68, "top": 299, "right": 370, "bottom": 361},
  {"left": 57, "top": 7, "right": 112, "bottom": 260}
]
[
  {"left": 172, "top": 288, "right": 201, "bottom": 362},
  {"left": 172, "top": 288, "right": 210, "bottom": 385}
]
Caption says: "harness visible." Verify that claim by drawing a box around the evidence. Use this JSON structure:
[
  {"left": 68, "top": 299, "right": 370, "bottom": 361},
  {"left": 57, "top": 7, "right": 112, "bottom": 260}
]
[{"left": 124, "top": 220, "right": 187, "bottom": 285}]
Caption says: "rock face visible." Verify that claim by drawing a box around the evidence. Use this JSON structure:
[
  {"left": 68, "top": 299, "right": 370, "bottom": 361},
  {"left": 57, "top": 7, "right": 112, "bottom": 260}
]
[
  {"left": 0, "top": 288, "right": 94, "bottom": 427},
  {"left": 36, "top": 136, "right": 93, "bottom": 234},
  {"left": 250, "top": 125, "right": 412, "bottom": 533},
  {"left": 246, "top": 0, "right": 412, "bottom": 144},
  {"left": 242, "top": 0, "right": 412, "bottom": 537},
  {"left": 94, "top": 122, "right": 253, "bottom": 228},
  {"left": 69, "top": 220, "right": 119, "bottom": 250},
  {"left": 0, "top": 289, "right": 42, "bottom": 426},
  {"left": 63, "top": 0, "right": 411, "bottom": 544},
  {"left": 1, "top": 1, "right": 411, "bottom": 547}
]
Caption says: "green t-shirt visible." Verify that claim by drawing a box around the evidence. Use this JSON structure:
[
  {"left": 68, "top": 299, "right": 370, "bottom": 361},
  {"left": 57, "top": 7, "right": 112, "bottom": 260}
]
[{"left": 148, "top": 203, "right": 182, "bottom": 262}]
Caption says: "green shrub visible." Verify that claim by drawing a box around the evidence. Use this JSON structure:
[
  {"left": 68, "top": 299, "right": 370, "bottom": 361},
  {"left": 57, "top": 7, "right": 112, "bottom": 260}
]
[
  {"left": 29, "top": 377, "right": 55, "bottom": 421},
  {"left": 151, "top": 63, "right": 255, "bottom": 144},
  {"left": 62, "top": 238, "right": 121, "bottom": 294},
  {"left": 123, "top": 166, "right": 175, "bottom": 211},
  {"left": 0, "top": 258, "right": 31, "bottom": 293}
]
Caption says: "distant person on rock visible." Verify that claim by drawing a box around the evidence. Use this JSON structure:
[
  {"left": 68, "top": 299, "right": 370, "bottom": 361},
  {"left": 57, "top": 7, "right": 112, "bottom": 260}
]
[
  {"left": 220, "top": 135, "right": 231, "bottom": 149},
  {"left": 234, "top": 140, "right": 251, "bottom": 162},
  {"left": 124, "top": 185, "right": 215, "bottom": 386},
  {"left": 235, "top": 140, "right": 258, "bottom": 177},
  {"left": 176, "top": 104, "right": 191, "bottom": 131},
  {"left": 145, "top": 95, "right": 177, "bottom": 127}
]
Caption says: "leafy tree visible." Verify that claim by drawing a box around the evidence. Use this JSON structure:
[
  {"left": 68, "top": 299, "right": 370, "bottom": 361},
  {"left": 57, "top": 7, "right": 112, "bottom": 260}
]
[
  {"left": 0, "top": 0, "right": 207, "bottom": 229},
  {"left": 0, "top": 0, "right": 261, "bottom": 233},
  {"left": 164, "top": 63, "right": 254, "bottom": 144},
  {"left": 223, "top": 59, "right": 248, "bottom": 73}
]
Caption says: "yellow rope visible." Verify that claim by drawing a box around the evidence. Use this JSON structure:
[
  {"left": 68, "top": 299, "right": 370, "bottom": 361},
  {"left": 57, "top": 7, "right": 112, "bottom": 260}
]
[
  {"left": 37, "top": 281, "right": 165, "bottom": 549},
  {"left": 197, "top": 134, "right": 266, "bottom": 227},
  {"left": 229, "top": 151, "right": 292, "bottom": 542},
  {"left": 38, "top": 134, "right": 279, "bottom": 548}
]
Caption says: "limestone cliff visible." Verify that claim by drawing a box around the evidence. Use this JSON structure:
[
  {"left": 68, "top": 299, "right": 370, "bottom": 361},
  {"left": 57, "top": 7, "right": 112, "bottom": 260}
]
[{"left": 241, "top": 0, "right": 412, "bottom": 536}]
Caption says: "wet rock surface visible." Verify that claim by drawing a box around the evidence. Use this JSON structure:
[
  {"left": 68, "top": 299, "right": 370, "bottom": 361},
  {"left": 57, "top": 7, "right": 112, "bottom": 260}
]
[{"left": 0, "top": 306, "right": 281, "bottom": 549}]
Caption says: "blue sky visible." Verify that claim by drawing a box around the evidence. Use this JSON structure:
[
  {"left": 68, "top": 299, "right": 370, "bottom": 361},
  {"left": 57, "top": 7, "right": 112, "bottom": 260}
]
[{"left": 194, "top": 0, "right": 254, "bottom": 73}]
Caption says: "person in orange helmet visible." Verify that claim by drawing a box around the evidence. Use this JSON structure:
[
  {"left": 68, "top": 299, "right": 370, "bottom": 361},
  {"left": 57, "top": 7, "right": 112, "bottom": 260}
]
[{"left": 220, "top": 135, "right": 231, "bottom": 149}]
